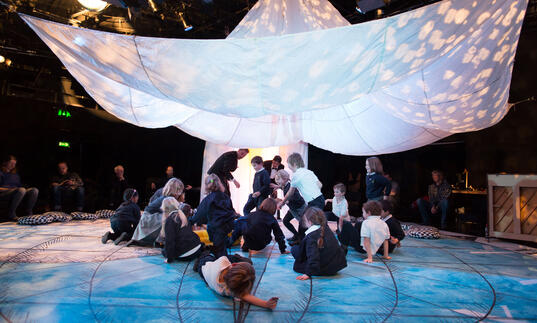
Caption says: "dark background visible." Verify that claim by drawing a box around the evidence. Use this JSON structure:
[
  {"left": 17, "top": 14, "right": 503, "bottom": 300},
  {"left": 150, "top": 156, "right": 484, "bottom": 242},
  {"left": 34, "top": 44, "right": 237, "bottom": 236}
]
[{"left": 1, "top": 1, "right": 536, "bottom": 218}]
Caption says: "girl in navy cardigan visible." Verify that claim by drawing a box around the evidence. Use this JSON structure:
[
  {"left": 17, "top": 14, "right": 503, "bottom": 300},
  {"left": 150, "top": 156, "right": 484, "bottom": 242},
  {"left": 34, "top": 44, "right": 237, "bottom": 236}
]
[
  {"left": 292, "top": 207, "right": 347, "bottom": 280},
  {"left": 365, "top": 157, "right": 391, "bottom": 201},
  {"left": 190, "top": 174, "right": 236, "bottom": 258}
]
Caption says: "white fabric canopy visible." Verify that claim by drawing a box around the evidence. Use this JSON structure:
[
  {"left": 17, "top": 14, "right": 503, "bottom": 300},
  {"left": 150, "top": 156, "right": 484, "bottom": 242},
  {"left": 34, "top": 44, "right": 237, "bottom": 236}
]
[{"left": 20, "top": 0, "right": 527, "bottom": 154}]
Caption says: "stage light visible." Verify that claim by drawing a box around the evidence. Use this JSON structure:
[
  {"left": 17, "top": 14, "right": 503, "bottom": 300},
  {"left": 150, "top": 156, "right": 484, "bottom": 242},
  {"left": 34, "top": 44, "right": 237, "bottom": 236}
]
[
  {"left": 5, "top": 59, "right": 11, "bottom": 66},
  {"left": 355, "top": 0, "right": 385, "bottom": 14},
  {"left": 0, "top": 55, "right": 4, "bottom": 63},
  {"left": 77, "top": 0, "right": 108, "bottom": 12},
  {"left": 58, "top": 141, "right": 71, "bottom": 148},
  {"left": 178, "top": 12, "right": 193, "bottom": 31}
]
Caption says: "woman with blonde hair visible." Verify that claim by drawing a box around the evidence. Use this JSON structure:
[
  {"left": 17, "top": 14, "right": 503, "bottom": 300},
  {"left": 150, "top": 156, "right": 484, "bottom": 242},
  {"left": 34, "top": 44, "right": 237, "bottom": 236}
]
[
  {"left": 160, "top": 197, "right": 203, "bottom": 262},
  {"left": 365, "top": 157, "right": 391, "bottom": 201},
  {"left": 128, "top": 177, "right": 185, "bottom": 246}
]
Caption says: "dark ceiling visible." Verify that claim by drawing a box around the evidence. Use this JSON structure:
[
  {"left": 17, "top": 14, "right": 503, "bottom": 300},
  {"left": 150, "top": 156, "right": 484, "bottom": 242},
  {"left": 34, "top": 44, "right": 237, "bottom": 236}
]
[{"left": 0, "top": 0, "right": 536, "bottom": 116}]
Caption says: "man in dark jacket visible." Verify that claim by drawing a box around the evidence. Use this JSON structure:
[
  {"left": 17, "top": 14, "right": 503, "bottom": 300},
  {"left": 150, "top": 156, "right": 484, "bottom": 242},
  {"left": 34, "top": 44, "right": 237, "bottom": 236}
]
[
  {"left": 417, "top": 170, "right": 451, "bottom": 229},
  {"left": 207, "top": 149, "right": 249, "bottom": 196},
  {"left": 51, "top": 162, "right": 84, "bottom": 211}
]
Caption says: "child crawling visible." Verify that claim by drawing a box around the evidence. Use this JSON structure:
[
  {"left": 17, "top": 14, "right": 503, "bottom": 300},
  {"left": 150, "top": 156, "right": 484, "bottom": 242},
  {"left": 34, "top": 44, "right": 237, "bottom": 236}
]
[{"left": 193, "top": 251, "right": 279, "bottom": 309}]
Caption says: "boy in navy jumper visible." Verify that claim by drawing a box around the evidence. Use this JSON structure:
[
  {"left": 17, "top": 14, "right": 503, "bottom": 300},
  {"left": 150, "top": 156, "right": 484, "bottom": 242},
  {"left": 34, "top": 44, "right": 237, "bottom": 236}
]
[{"left": 243, "top": 156, "right": 271, "bottom": 216}]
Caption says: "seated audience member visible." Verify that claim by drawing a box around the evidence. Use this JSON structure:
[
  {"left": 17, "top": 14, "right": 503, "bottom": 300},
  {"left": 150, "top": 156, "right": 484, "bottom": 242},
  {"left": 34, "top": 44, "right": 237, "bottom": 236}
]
[
  {"left": 190, "top": 175, "right": 236, "bottom": 258},
  {"left": 383, "top": 171, "right": 400, "bottom": 211},
  {"left": 379, "top": 200, "right": 405, "bottom": 254},
  {"left": 51, "top": 162, "right": 84, "bottom": 211},
  {"left": 360, "top": 201, "right": 391, "bottom": 263},
  {"left": 193, "top": 251, "right": 279, "bottom": 309},
  {"left": 129, "top": 177, "right": 184, "bottom": 246},
  {"left": 292, "top": 207, "right": 347, "bottom": 280},
  {"left": 417, "top": 170, "right": 451, "bottom": 229},
  {"left": 102, "top": 188, "right": 140, "bottom": 245},
  {"left": 0, "top": 155, "right": 39, "bottom": 220},
  {"left": 160, "top": 197, "right": 203, "bottom": 262},
  {"left": 151, "top": 165, "right": 175, "bottom": 191},
  {"left": 109, "top": 165, "right": 128, "bottom": 208},
  {"left": 229, "top": 198, "right": 287, "bottom": 254}
]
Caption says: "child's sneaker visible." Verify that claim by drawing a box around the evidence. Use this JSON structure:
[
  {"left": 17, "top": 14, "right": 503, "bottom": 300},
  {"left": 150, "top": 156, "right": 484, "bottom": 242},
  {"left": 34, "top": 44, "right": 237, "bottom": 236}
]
[
  {"left": 114, "top": 232, "right": 128, "bottom": 245},
  {"left": 101, "top": 232, "right": 111, "bottom": 244}
]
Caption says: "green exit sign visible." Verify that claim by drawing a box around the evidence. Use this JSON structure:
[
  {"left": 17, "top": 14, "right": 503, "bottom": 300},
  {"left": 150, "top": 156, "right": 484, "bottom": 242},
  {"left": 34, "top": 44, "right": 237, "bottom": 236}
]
[
  {"left": 58, "top": 141, "right": 71, "bottom": 148},
  {"left": 57, "top": 109, "right": 71, "bottom": 118}
]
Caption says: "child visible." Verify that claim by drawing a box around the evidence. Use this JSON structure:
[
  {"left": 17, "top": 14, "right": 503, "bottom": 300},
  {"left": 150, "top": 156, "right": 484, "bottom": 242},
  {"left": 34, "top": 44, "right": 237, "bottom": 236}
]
[
  {"left": 275, "top": 170, "right": 306, "bottom": 243},
  {"left": 277, "top": 153, "right": 324, "bottom": 212},
  {"left": 160, "top": 197, "right": 203, "bottom": 262},
  {"left": 379, "top": 200, "right": 405, "bottom": 254},
  {"left": 360, "top": 200, "right": 391, "bottom": 263},
  {"left": 193, "top": 251, "right": 279, "bottom": 309},
  {"left": 190, "top": 174, "right": 236, "bottom": 258},
  {"left": 243, "top": 156, "right": 271, "bottom": 216},
  {"left": 102, "top": 188, "right": 141, "bottom": 245},
  {"left": 291, "top": 207, "right": 347, "bottom": 280},
  {"left": 325, "top": 183, "right": 350, "bottom": 232},
  {"left": 229, "top": 198, "right": 287, "bottom": 254},
  {"left": 365, "top": 157, "right": 392, "bottom": 201}
]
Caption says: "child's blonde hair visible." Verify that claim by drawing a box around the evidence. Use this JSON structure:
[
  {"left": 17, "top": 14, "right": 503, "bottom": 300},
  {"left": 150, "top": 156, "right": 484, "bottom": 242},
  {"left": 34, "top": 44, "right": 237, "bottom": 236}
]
[
  {"left": 275, "top": 169, "right": 290, "bottom": 182},
  {"left": 205, "top": 174, "right": 222, "bottom": 194},
  {"left": 163, "top": 178, "right": 185, "bottom": 198},
  {"left": 366, "top": 157, "right": 384, "bottom": 175},
  {"left": 287, "top": 153, "right": 305, "bottom": 168},
  {"left": 160, "top": 197, "right": 188, "bottom": 238}
]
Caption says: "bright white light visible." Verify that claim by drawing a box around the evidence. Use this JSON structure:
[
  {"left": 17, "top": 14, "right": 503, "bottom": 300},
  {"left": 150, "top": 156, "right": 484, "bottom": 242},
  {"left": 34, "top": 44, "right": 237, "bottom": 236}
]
[
  {"left": 0, "top": 55, "right": 4, "bottom": 64},
  {"left": 77, "top": 0, "right": 108, "bottom": 11}
]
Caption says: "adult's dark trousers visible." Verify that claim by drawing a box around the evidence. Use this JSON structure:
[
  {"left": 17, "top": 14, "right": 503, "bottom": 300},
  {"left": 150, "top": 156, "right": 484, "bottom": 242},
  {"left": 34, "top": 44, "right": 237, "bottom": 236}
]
[
  {"left": 0, "top": 187, "right": 39, "bottom": 219},
  {"left": 53, "top": 186, "right": 84, "bottom": 210}
]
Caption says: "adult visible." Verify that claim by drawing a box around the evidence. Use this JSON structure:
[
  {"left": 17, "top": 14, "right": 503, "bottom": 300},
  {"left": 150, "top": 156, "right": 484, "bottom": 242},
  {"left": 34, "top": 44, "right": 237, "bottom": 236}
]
[
  {"left": 109, "top": 165, "right": 128, "bottom": 208},
  {"left": 207, "top": 148, "right": 249, "bottom": 196},
  {"left": 0, "top": 155, "right": 39, "bottom": 220},
  {"left": 383, "top": 171, "right": 400, "bottom": 211},
  {"left": 51, "top": 162, "right": 84, "bottom": 211},
  {"left": 129, "top": 177, "right": 185, "bottom": 246},
  {"left": 417, "top": 170, "right": 451, "bottom": 229},
  {"left": 151, "top": 165, "right": 174, "bottom": 191}
]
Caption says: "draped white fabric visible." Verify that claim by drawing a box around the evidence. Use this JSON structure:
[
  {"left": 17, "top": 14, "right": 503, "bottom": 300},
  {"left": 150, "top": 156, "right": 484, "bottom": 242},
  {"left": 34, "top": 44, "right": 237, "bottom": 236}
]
[{"left": 20, "top": 0, "right": 527, "bottom": 155}]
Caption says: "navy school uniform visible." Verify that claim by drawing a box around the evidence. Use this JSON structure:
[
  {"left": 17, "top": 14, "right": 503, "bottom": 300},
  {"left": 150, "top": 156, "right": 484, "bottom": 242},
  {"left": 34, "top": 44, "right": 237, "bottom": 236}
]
[
  {"left": 110, "top": 201, "right": 141, "bottom": 240},
  {"left": 162, "top": 214, "right": 202, "bottom": 262},
  {"left": 243, "top": 168, "right": 271, "bottom": 215}
]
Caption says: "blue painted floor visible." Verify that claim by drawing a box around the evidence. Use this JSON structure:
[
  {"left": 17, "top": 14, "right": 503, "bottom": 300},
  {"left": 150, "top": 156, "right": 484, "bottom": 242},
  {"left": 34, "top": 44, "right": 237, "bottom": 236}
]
[{"left": 1, "top": 220, "right": 537, "bottom": 322}]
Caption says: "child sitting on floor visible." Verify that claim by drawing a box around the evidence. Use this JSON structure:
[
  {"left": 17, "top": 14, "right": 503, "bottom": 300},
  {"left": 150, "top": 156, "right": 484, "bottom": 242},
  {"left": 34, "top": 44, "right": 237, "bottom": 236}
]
[
  {"left": 379, "top": 200, "right": 405, "bottom": 254},
  {"left": 361, "top": 201, "right": 391, "bottom": 263},
  {"left": 325, "top": 183, "right": 350, "bottom": 232},
  {"left": 102, "top": 188, "right": 140, "bottom": 245},
  {"left": 275, "top": 170, "right": 306, "bottom": 244},
  {"left": 193, "top": 251, "right": 279, "bottom": 309},
  {"left": 160, "top": 197, "right": 203, "bottom": 263},
  {"left": 190, "top": 174, "right": 236, "bottom": 258},
  {"left": 292, "top": 207, "right": 347, "bottom": 280},
  {"left": 243, "top": 156, "right": 271, "bottom": 216},
  {"left": 229, "top": 198, "right": 287, "bottom": 254},
  {"left": 277, "top": 153, "right": 325, "bottom": 239}
]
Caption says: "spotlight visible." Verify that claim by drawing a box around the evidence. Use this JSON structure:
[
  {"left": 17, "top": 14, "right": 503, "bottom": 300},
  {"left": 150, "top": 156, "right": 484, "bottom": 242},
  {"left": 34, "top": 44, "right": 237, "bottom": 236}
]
[
  {"left": 356, "top": 0, "right": 386, "bottom": 14},
  {"left": 5, "top": 59, "right": 11, "bottom": 67},
  {"left": 178, "top": 11, "right": 193, "bottom": 31},
  {"left": 0, "top": 55, "right": 4, "bottom": 64},
  {"left": 77, "top": 0, "right": 108, "bottom": 11}
]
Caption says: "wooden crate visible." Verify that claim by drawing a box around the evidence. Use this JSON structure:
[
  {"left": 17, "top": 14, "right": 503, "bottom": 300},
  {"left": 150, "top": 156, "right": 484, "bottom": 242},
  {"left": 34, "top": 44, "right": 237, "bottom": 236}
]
[{"left": 488, "top": 174, "right": 537, "bottom": 242}]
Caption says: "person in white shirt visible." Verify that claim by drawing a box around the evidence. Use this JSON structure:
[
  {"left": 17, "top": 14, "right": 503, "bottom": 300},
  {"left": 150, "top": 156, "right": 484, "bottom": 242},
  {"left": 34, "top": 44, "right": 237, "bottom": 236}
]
[
  {"left": 360, "top": 200, "right": 391, "bottom": 263},
  {"left": 193, "top": 252, "right": 279, "bottom": 309},
  {"left": 325, "top": 183, "right": 350, "bottom": 232},
  {"left": 277, "top": 153, "right": 325, "bottom": 211}
]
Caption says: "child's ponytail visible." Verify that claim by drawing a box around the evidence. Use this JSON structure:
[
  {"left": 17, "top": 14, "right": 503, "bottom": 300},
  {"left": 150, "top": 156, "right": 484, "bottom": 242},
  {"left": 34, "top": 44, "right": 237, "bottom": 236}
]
[
  {"left": 317, "top": 212, "right": 326, "bottom": 248},
  {"left": 303, "top": 207, "right": 327, "bottom": 248}
]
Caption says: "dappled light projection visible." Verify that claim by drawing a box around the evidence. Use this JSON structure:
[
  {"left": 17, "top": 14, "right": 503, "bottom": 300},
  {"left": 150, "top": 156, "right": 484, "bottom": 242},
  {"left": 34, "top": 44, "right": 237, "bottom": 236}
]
[{"left": 20, "top": 0, "right": 528, "bottom": 155}]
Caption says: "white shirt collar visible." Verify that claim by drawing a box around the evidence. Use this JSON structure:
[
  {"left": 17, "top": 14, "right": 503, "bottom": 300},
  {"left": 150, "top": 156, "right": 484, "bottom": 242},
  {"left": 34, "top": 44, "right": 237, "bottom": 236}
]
[
  {"left": 305, "top": 225, "right": 320, "bottom": 236},
  {"left": 382, "top": 214, "right": 392, "bottom": 222},
  {"left": 255, "top": 168, "right": 264, "bottom": 173}
]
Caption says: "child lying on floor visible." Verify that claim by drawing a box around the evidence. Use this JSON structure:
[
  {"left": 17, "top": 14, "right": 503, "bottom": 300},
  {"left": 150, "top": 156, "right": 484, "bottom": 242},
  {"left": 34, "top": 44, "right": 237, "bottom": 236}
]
[{"left": 193, "top": 251, "right": 279, "bottom": 309}]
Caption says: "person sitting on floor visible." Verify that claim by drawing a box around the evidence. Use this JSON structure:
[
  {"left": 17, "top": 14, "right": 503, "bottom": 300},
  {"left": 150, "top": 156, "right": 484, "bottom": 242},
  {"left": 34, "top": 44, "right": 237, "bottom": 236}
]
[
  {"left": 361, "top": 201, "right": 391, "bottom": 263},
  {"left": 274, "top": 169, "right": 306, "bottom": 245},
  {"left": 51, "top": 161, "right": 84, "bottom": 211},
  {"left": 160, "top": 197, "right": 203, "bottom": 263},
  {"left": 292, "top": 207, "right": 347, "bottom": 280},
  {"left": 243, "top": 156, "right": 271, "bottom": 216},
  {"left": 129, "top": 178, "right": 184, "bottom": 246},
  {"left": 193, "top": 251, "right": 279, "bottom": 309},
  {"left": 108, "top": 165, "right": 128, "bottom": 209},
  {"left": 417, "top": 170, "right": 451, "bottom": 229},
  {"left": 189, "top": 174, "right": 236, "bottom": 258},
  {"left": 324, "top": 183, "right": 350, "bottom": 233},
  {"left": 102, "top": 188, "right": 141, "bottom": 245},
  {"left": 0, "top": 155, "right": 39, "bottom": 220},
  {"left": 378, "top": 200, "right": 405, "bottom": 254},
  {"left": 229, "top": 198, "right": 287, "bottom": 255}
]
